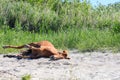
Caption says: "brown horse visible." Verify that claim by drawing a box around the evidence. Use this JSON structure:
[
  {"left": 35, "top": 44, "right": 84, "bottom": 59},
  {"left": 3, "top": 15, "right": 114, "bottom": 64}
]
[{"left": 3, "top": 40, "right": 70, "bottom": 60}]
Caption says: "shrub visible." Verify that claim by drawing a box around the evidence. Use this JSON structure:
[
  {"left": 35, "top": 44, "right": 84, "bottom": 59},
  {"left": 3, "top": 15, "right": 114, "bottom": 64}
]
[
  {"left": 0, "top": 0, "right": 120, "bottom": 33},
  {"left": 112, "top": 21, "right": 120, "bottom": 34}
]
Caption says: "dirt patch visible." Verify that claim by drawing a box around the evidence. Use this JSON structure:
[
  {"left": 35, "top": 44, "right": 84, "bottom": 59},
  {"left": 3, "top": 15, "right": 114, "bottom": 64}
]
[{"left": 0, "top": 50, "right": 120, "bottom": 80}]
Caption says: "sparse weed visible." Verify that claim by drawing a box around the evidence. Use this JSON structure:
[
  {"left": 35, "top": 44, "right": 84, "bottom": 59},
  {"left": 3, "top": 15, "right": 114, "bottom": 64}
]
[{"left": 22, "top": 74, "right": 31, "bottom": 80}]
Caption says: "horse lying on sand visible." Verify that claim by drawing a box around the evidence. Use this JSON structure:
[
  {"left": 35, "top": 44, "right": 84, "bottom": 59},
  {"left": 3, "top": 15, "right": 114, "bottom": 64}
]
[{"left": 3, "top": 40, "right": 70, "bottom": 60}]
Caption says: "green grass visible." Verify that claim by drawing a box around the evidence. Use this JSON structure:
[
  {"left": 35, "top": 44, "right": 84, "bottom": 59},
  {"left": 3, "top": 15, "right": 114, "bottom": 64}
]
[
  {"left": 22, "top": 74, "right": 31, "bottom": 80},
  {"left": 1, "top": 28, "right": 120, "bottom": 54},
  {"left": 0, "top": 0, "right": 120, "bottom": 53}
]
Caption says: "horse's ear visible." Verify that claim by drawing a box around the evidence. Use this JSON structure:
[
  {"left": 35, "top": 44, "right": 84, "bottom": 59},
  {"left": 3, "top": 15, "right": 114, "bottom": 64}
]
[{"left": 63, "top": 50, "right": 68, "bottom": 54}]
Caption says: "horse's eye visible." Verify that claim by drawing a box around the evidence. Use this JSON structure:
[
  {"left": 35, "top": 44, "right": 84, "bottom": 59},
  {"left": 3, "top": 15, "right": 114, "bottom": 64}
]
[{"left": 34, "top": 45, "right": 40, "bottom": 48}]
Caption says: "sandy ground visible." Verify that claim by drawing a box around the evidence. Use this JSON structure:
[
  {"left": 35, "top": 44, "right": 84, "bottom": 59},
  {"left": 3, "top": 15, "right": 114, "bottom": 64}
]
[{"left": 0, "top": 50, "right": 120, "bottom": 80}]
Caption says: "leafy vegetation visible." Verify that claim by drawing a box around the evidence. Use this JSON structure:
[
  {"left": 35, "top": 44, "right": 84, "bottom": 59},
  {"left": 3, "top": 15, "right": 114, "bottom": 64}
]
[
  {"left": 0, "top": 0, "right": 120, "bottom": 53},
  {"left": 22, "top": 74, "right": 31, "bottom": 80}
]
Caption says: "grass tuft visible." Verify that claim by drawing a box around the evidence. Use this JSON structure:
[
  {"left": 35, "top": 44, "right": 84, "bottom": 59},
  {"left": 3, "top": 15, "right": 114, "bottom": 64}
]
[{"left": 22, "top": 74, "right": 31, "bottom": 80}]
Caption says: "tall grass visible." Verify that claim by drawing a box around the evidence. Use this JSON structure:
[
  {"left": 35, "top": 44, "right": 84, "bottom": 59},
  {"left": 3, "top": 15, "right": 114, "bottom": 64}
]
[
  {"left": 0, "top": 0, "right": 120, "bottom": 53},
  {"left": 0, "top": 0, "right": 119, "bottom": 32},
  {"left": 1, "top": 27, "right": 120, "bottom": 53}
]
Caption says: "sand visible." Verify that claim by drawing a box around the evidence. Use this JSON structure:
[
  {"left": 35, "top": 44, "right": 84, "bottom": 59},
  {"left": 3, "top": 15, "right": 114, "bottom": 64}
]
[{"left": 0, "top": 50, "right": 120, "bottom": 80}]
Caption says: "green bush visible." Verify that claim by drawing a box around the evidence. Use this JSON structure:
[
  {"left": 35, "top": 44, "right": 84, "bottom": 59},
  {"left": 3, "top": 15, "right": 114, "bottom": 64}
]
[
  {"left": 112, "top": 21, "right": 120, "bottom": 33},
  {"left": 0, "top": 0, "right": 93, "bottom": 32},
  {"left": 0, "top": 0, "right": 120, "bottom": 33}
]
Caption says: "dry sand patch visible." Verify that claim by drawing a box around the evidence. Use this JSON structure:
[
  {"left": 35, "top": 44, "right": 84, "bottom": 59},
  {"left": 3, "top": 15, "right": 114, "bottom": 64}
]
[{"left": 0, "top": 50, "right": 120, "bottom": 80}]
